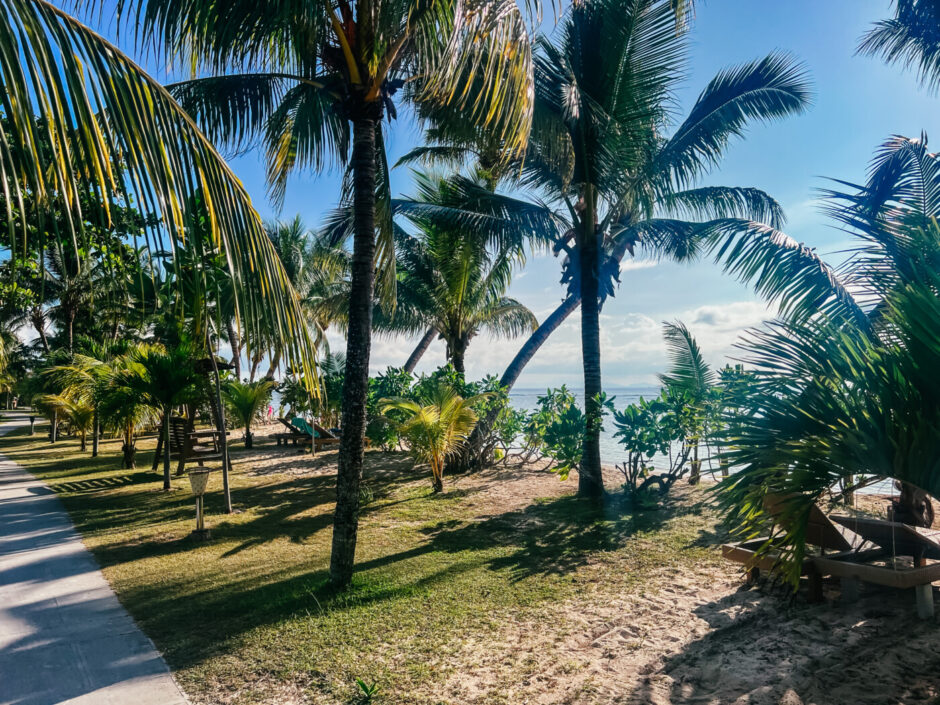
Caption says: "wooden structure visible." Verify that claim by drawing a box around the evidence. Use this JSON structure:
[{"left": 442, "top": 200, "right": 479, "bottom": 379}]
[
  {"left": 151, "top": 417, "right": 223, "bottom": 472},
  {"left": 722, "top": 495, "right": 939, "bottom": 618}
]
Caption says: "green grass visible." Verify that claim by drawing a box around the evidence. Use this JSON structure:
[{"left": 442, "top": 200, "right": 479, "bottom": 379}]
[{"left": 1, "top": 422, "right": 725, "bottom": 704}]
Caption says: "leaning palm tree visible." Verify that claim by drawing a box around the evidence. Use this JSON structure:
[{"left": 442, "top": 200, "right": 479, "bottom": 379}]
[
  {"left": 419, "top": 0, "right": 811, "bottom": 487},
  {"left": 381, "top": 384, "right": 485, "bottom": 492},
  {"left": 0, "top": 1, "right": 318, "bottom": 400},
  {"left": 106, "top": 0, "right": 538, "bottom": 587},
  {"left": 223, "top": 379, "right": 276, "bottom": 448}
]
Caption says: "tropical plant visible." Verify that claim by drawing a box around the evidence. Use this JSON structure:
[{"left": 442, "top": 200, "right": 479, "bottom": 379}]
[
  {"left": 381, "top": 383, "right": 485, "bottom": 492},
  {"left": 366, "top": 367, "right": 414, "bottom": 450},
  {"left": 110, "top": 0, "right": 537, "bottom": 587},
  {"left": 223, "top": 379, "right": 276, "bottom": 448},
  {"left": 118, "top": 344, "right": 200, "bottom": 490},
  {"left": 715, "top": 134, "right": 940, "bottom": 586},
  {"left": 98, "top": 349, "right": 161, "bottom": 468},
  {"left": 34, "top": 394, "right": 95, "bottom": 451},
  {"left": 0, "top": 2, "right": 318, "bottom": 390},
  {"left": 658, "top": 321, "right": 715, "bottom": 484},
  {"left": 427, "top": 0, "right": 811, "bottom": 481},
  {"left": 860, "top": 0, "right": 940, "bottom": 91}
]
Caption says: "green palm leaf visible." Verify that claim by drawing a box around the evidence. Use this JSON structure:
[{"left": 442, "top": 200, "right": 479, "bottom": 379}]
[{"left": 0, "top": 0, "right": 319, "bottom": 393}]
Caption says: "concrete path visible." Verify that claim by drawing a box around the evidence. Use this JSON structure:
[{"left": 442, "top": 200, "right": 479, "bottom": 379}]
[{"left": 0, "top": 412, "right": 188, "bottom": 705}]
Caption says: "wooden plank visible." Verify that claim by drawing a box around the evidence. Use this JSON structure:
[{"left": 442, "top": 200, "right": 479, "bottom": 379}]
[
  {"left": 811, "top": 555, "right": 940, "bottom": 589},
  {"left": 830, "top": 516, "right": 940, "bottom": 560},
  {"left": 763, "top": 493, "right": 857, "bottom": 551},
  {"left": 721, "top": 540, "right": 814, "bottom": 576}
]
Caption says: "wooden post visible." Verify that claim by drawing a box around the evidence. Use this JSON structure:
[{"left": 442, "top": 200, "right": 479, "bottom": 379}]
[
  {"left": 808, "top": 569, "right": 824, "bottom": 603},
  {"left": 915, "top": 584, "right": 934, "bottom": 619},
  {"left": 840, "top": 577, "right": 860, "bottom": 603}
]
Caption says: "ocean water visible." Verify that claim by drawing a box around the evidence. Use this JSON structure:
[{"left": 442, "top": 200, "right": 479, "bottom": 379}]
[
  {"left": 508, "top": 386, "right": 894, "bottom": 495},
  {"left": 508, "top": 386, "right": 666, "bottom": 468}
]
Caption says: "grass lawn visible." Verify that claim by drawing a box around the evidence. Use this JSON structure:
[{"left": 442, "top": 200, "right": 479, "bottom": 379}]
[{"left": 0, "top": 419, "right": 726, "bottom": 704}]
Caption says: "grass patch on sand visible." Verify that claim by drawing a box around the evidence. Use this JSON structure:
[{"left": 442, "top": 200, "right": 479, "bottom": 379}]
[{"left": 1, "top": 419, "right": 724, "bottom": 704}]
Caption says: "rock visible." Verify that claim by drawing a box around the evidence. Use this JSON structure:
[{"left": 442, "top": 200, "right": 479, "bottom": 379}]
[{"left": 778, "top": 688, "right": 804, "bottom": 705}]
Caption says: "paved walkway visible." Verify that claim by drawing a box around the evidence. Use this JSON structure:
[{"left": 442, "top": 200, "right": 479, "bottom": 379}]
[{"left": 0, "top": 412, "right": 188, "bottom": 705}]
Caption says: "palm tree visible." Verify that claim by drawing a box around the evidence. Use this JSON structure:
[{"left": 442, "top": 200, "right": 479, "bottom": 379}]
[
  {"left": 422, "top": 0, "right": 810, "bottom": 487},
  {"left": 395, "top": 218, "right": 536, "bottom": 375},
  {"left": 98, "top": 350, "right": 160, "bottom": 469},
  {"left": 859, "top": 0, "right": 940, "bottom": 91},
  {"left": 119, "top": 344, "right": 200, "bottom": 490},
  {"left": 43, "top": 351, "right": 111, "bottom": 456},
  {"left": 34, "top": 394, "right": 95, "bottom": 451},
  {"left": 715, "top": 134, "right": 940, "bottom": 584},
  {"left": 658, "top": 321, "right": 715, "bottom": 485},
  {"left": 111, "top": 0, "right": 538, "bottom": 586},
  {"left": 381, "top": 384, "right": 485, "bottom": 492},
  {"left": 223, "top": 379, "right": 276, "bottom": 448},
  {"left": 0, "top": 1, "right": 319, "bottom": 399}
]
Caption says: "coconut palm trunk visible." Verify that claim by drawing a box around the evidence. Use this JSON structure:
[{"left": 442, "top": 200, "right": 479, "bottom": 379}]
[
  {"left": 404, "top": 328, "right": 437, "bottom": 373},
  {"left": 330, "top": 106, "right": 379, "bottom": 588},
  {"left": 92, "top": 409, "right": 99, "bottom": 457},
  {"left": 578, "top": 189, "right": 605, "bottom": 499}
]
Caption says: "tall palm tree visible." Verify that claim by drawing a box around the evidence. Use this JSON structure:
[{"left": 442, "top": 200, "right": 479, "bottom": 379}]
[
  {"left": 419, "top": 0, "right": 811, "bottom": 487},
  {"left": 109, "top": 0, "right": 538, "bottom": 586},
  {"left": 391, "top": 178, "right": 538, "bottom": 375}
]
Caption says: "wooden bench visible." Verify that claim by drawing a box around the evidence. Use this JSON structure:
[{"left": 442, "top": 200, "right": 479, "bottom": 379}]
[{"left": 152, "top": 417, "right": 223, "bottom": 473}]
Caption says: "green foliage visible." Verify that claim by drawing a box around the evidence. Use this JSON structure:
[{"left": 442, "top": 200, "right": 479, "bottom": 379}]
[
  {"left": 366, "top": 368, "right": 414, "bottom": 451},
  {"left": 381, "top": 381, "right": 486, "bottom": 492},
  {"left": 528, "top": 388, "right": 614, "bottom": 481},
  {"left": 611, "top": 390, "right": 689, "bottom": 505},
  {"left": 355, "top": 678, "right": 380, "bottom": 702},
  {"left": 223, "top": 379, "right": 276, "bottom": 447}
]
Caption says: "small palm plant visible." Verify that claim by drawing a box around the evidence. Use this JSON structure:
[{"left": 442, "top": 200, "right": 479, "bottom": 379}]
[
  {"left": 120, "top": 344, "right": 199, "bottom": 490},
  {"left": 98, "top": 349, "right": 161, "bottom": 469},
  {"left": 381, "top": 385, "right": 486, "bottom": 492},
  {"left": 35, "top": 394, "right": 95, "bottom": 451},
  {"left": 223, "top": 380, "right": 276, "bottom": 448}
]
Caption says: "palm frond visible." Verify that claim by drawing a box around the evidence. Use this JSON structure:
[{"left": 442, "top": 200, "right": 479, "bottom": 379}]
[
  {"left": 659, "top": 52, "right": 811, "bottom": 187},
  {"left": 658, "top": 320, "right": 713, "bottom": 395},
  {"left": 859, "top": 0, "right": 940, "bottom": 92},
  {"left": 0, "top": 0, "right": 319, "bottom": 395}
]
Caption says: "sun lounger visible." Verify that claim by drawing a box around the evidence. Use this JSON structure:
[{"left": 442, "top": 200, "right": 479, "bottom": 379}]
[
  {"left": 274, "top": 417, "right": 340, "bottom": 451},
  {"left": 723, "top": 495, "right": 940, "bottom": 618},
  {"left": 721, "top": 494, "right": 876, "bottom": 600}
]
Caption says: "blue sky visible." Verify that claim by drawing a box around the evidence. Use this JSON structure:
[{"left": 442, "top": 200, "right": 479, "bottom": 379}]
[{"left": 102, "top": 1, "right": 940, "bottom": 388}]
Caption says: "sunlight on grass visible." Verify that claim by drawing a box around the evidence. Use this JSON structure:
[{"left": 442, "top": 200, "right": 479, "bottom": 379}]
[{"left": 1, "top": 424, "right": 722, "bottom": 704}]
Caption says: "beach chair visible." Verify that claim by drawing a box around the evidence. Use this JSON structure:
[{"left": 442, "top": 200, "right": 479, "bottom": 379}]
[
  {"left": 721, "top": 493, "right": 875, "bottom": 600},
  {"left": 274, "top": 417, "right": 306, "bottom": 446},
  {"left": 274, "top": 417, "right": 341, "bottom": 451},
  {"left": 290, "top": 417, "right": 341, "bottom": 452},
  {"left": 819, "top": 515, "right": 940, "bottom": 617}
]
